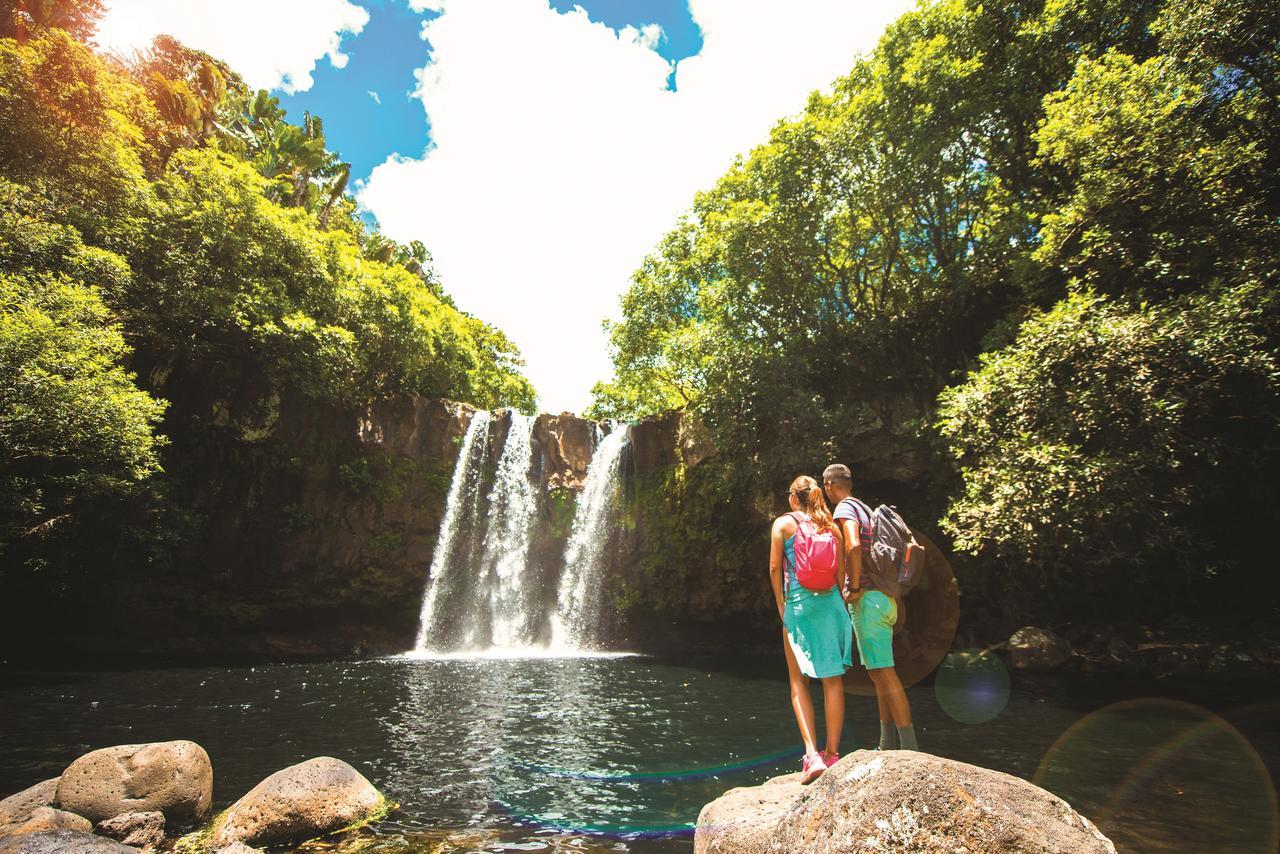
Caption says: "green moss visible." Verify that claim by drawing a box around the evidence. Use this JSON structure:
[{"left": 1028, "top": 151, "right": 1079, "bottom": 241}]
[
  {"left": 623, "top": 460, "right": 763, "bottom": 615},
  {"left": 546, "top": 487, "right": 577, "bottom": 540},
  {"left": 369, "top": 531, "right": 403, "bottom": 553},
  {"left": 172, "top": 794, "right": 397, "bottom": 852}
]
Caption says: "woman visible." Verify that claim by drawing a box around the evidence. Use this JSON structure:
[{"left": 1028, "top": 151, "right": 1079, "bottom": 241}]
[{"left": 770, "top": 475, "right": 853, "bottom": 783}]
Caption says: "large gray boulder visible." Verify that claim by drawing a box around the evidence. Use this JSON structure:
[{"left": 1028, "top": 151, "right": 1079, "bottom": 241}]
[
  {"left": 0, "top": 807, "right": 91, "bottom": 838},
  {"left": 1008, "top": 626, "right": 1075, "bottom": 672},
  {"left": 695, "top": 750, "right": 1115, "bottom": 853},
  {"left": 210, "top": 757, "right": 386, "bottom": 848},
  {"left": 54, "top": 741, "right": 212, "bottom": 828},
  {"left": 95, "top": 811, "right": 165, "bottom": 849},
  {"left": 0, "top": 829, "right": 138, "bottom": 853},
  {"left": 0, "top": 780, "right": 58, "bottom": 829}
]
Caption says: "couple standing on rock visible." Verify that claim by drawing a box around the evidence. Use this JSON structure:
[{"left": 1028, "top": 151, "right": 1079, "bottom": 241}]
[{"left": 768, "top": 464, "right": 918, "bottom": 784}]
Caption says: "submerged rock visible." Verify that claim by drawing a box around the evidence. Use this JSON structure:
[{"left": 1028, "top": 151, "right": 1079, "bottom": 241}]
[
  {"left": 0, "top": 807, "right": 91, "bottom": 838},
  {"left": 0, "top": 780, "right": 59, "bottom": 829},
  {"left": 210, "top": 757, "right": 386, "bottom": 848},
  {"left": 212, "top": 843, "right": 263, "bottom": 854},
  {"left": 54, "top": 741, "right": 212, "bottom": 829},
  {"left": 0, "top": 829, "right": 138, "bottom": 852},
  {"left": 95, "top": 811, "right": 164, "bottom": 848},
  {"left": 1007, "top": 626, "right": 1075, "bottom": 672},
  {"left": 694, "top": 750, "right": 1114, "bottom": 853}
]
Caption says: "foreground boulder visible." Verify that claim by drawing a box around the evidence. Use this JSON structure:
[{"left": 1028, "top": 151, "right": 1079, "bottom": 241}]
[
  {"left": 1008, "top": 626, "right": 1075, "bottom": 672},
  {"left": 695, "top": 750, "right": 1114, "bottom": 853},
  {"left": 210, "top": 757, "right": 386, "bottom": 848},
  {"left": 55, "top": 741, "right": 212, "bottom": 828},
  {"left": 0, "top": 829, "right": 138, "bottom": 852},
  {"left": 95, "top": 811, "right": 164, "bottom": 848},
  {"left": 0, "top": 780, "right": 59, "bottom": 830}
]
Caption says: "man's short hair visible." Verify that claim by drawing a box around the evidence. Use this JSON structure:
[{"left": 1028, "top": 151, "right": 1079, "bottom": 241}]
[{"left": 823, "top": 463, "right": 852, "bottom": 484}]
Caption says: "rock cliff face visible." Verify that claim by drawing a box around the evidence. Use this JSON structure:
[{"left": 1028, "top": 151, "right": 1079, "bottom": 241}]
[
  {"left": 533, "top": 413, "right": 598, "bottom": 491},
  {"left": 8, "top": 393, "right": 903, "bottom": 663}
]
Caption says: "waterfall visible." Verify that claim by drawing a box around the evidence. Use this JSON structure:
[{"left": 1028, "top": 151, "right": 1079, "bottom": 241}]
[
  {"left": 476, "top": 413, "right": 539, "bottom": 649},
  {"left": 413, "top": 411, "right": 490, "bottom": 651},
  {"left": 410, "top": 413, "right": 632, "bottom": 656},
  {"left": 552, "top": 425, "right": 630, "bottom": 650}
]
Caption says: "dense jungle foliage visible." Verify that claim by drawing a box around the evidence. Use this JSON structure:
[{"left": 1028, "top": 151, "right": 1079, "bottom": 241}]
[
  {"left": 594, "top": 0, "right": 1280, "bottom": 629},
  {"left": 0, "top": 5, "right": 535, "bottom": 626}
]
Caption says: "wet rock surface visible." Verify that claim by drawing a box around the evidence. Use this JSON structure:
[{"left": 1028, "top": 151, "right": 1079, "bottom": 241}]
[
  {"left": 0, "top": 829, "right": 138, "bottom": 853},
  {"left": 1008, "top": 626, "right": 1075, "bottom": 672},
  {"left": 0, "top": 780, "right": 58, "bottom": 830},
  {"left": 95, "top": 811, "right": 164, "bottom": 849},
  {"left": 0, "top": 807, "right": 91, "bottom": 838}
]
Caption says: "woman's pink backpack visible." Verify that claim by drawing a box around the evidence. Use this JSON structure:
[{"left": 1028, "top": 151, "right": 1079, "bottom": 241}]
[{"left": 787, "top": 513, "right": 840, "bottom": 591}]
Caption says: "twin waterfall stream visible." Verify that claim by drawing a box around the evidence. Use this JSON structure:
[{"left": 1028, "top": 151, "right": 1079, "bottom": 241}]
[{"left": 412, "top": 411, "right": 630, "bottom": 656}]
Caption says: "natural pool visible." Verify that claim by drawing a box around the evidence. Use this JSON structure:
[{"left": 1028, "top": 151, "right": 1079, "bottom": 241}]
[{"left": 1, "top": 654, "right": 1277, "bottom": 852}]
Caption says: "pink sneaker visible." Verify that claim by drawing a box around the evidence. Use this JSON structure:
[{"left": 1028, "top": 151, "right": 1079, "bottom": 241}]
[
  {"left": 822, "top": 750, "right": 839, "bottom": 767},
  {"left": 801, "top": 751, "right": 827, "bottom": 784}
]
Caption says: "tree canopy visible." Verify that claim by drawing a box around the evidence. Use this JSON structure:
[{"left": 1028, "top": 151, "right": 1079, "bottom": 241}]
[
  {"left": 0, "top": 19, "right": 535, "bottom": 570},
  {"left": 594, "top": 0, "right": 1279, "bottom": 622}
]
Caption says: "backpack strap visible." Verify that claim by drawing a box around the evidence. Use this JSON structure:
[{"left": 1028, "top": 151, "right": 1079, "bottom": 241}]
[{"left": 782, "top": 512, "right": 804, "bottom": 596}]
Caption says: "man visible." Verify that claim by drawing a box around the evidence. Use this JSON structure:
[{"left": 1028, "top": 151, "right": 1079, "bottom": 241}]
[{"left": 822, "top": 463, "right": 919, "bottom": 751}]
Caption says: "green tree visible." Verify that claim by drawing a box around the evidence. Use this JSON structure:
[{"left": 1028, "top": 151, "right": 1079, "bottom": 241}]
[
  {"left": 594, "top": 0, "right": 1163, "bottom": 501},
  {"left": 0, "top": 270, "right": 166, "bottom": 545},
  {"left": 937, "top": 287, "right": 1279, "bottom": 609}
]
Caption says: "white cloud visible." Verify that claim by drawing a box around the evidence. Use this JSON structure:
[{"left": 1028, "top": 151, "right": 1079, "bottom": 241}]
[
  {"left": 97, "top": 0, "right": 370, "bottom": 93},
  {"left": 361, "top": 0, "right": 911, "bottom": 413},
  {"left": 369, "top": 90, "right": 382, "bottom": 104}
]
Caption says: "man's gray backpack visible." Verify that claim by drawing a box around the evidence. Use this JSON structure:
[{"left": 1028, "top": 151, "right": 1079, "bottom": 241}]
[{"left": 839, "top": 497, "right": 926, "bottom": 598}]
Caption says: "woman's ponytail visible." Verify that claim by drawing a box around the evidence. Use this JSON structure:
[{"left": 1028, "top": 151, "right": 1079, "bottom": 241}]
[{"left": 789, "top": 475, "right": 834, "bottom": 531}]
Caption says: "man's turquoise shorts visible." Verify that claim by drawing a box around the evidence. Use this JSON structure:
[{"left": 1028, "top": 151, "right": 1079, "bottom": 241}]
[{"left": 850, "top": 590, "right": 897, "bottom": 670}]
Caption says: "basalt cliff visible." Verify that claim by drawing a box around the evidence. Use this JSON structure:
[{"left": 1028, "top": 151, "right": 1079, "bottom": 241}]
[{"left": 2, "top": 393, "right": 952, "bottom": 668}]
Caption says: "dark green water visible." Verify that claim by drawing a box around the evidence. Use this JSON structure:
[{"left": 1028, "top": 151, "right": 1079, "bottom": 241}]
[{"left": 1, "top": 654, "right": 1277, "bottom": 852}]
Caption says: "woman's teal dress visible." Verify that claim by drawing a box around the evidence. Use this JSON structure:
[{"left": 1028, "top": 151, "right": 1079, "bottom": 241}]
[{"left": 783, "top": 525, "right": 854, "bottom": 678}]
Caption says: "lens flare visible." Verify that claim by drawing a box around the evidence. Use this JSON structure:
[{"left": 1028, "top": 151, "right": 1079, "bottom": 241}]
[
  {"left": 843, "top": 529, "right": 960, "bottom": 695},
  {"left": 1034, "top": 698, "right": 1279, "bottom": 853},
  {"left": 934, "top": 648, "right": 1010, "bottom": 724}
]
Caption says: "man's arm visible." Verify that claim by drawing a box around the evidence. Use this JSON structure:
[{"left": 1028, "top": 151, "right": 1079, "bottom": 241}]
[
  {"left": 840, "top": 517, "right": 862, "bottom": 601},
  {"left": 834, "top": 523, "right": 847, "bottom": 593}
]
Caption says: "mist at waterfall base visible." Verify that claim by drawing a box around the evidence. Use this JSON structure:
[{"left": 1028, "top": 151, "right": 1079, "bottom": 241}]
[{"left": 413, "top": 410, "right": 631, "bottom": 656}]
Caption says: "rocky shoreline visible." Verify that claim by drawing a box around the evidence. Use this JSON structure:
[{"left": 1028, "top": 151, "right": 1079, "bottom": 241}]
[
  {"left": 0, "top": 742, "right": 389, "bottom": 853},
  {"left": 993, "top": 624, "right": 1280, "bottom": 682},
  {"left": 3, "top": 739, "right": 1123, "bottom": 854}
]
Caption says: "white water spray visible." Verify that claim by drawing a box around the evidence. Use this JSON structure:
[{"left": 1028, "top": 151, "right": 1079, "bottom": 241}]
[
  {"left": 414, "top": 411, "right": 490, "bottom": 651},
  {"left": 552, "top": 425, "right": 630, "bottom": 650},
  {"left": 477, "top": 413, "right": 539, "bottom": 649}
]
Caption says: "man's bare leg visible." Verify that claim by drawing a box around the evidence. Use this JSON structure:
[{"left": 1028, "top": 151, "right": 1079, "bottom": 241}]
[{"left": 869, "top": 666, "right": 918, "bottom": 750}]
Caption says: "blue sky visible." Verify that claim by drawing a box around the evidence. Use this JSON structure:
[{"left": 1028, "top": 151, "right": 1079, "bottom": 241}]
[
  {"left": 277, "top": 0, "right": 705, "bottom": 188},
  {"left": 98, "top": 0, "right": 910, "bottom": 412}
]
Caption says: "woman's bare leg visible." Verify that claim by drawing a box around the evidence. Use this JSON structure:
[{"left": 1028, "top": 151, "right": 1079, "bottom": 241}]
[
  {"left": 821, "top": 674, "right": 844, "bottom": 756},
  {"left": 782, "top": 629, "right": 818, "bottom": 754}
]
